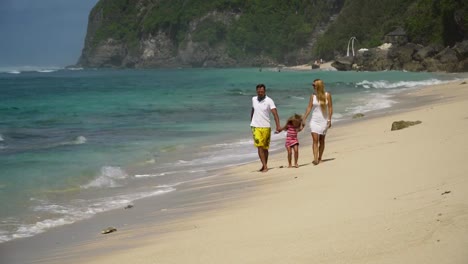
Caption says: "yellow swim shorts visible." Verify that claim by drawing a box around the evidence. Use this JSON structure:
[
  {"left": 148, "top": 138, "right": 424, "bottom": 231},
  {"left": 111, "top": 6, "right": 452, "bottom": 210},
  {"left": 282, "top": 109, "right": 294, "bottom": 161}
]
[{"left": 251, "top": 127, "right": 271, "bottom": 149}]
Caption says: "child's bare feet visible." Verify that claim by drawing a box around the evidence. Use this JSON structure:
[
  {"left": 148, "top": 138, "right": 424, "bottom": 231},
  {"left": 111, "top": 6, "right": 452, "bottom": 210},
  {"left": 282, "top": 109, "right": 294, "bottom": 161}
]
[
  {"left": 294, "top": 164, "right": 299, "bottom": 168},
  {"left": 312, "top": 160, "right": 319, "bottom": 165}
]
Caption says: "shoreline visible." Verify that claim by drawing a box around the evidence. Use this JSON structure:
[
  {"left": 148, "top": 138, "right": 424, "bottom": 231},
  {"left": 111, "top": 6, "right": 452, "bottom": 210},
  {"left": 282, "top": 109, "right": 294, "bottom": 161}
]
[
  {"left": 2, "top": 79, "right": 468, "bottom": 263},
  {"left": 283, "top": 62, "right": 336, "bottom": 71}
]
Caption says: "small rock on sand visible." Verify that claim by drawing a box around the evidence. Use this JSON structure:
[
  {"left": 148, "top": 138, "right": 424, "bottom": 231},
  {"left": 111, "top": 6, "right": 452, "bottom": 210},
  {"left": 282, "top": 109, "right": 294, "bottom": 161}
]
[
  {"left": 353, "top": 113, "right": 365, "bottom": 119},
  {"left": 101, "top": 227, "right": 117, "bottom": 234},
  {"left": 391, "top": 120, "right": 422, "bottom": 131}
]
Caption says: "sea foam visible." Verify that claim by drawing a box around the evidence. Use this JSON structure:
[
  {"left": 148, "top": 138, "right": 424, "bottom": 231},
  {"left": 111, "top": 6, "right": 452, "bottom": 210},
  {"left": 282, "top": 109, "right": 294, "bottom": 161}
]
[
  {"left": 346, "top": 93, "right": 396, "bottom": 114},
  {"left": 0, "top": 187, "right": 175, "bottom": 243},
  {"left": 0, "top": 66, "right": 61, "bottom": 74},
  {"left": 81, "top": 166, "right": 129, "bottom": 189},
  {"left": 356, "top": 79, "right": 447, "bottom": 89},
  {"left": 72, "top": 136, "right": 87, "bottom": 144}
]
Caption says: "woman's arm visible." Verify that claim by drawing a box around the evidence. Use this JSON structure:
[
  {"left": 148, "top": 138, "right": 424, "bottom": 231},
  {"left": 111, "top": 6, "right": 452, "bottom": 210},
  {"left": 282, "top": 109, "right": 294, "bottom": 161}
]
[
  {"left": 302, "top": 95, "right": 314, "bottom": 124},
  {"left": 326, "top": 93, "right": 333, "bottom": 128},
  {"left": 298, "top": 122, "right": 304, "bottom": 132}
]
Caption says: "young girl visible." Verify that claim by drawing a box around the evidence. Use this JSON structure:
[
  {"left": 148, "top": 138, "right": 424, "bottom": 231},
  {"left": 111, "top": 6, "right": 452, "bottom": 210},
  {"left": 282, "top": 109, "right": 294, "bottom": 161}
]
[{"left": 279, "top": 114, "right": 304, "bottom": 168}]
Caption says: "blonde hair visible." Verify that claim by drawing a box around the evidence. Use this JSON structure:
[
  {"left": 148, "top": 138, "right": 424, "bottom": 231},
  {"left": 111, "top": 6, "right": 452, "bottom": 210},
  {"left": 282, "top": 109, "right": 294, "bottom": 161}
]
[
  {"left": 287, "top": 113, "right": 302, "bottom": 128},
  {"left": 314, "top": 79, "right": 327, "bottom": 114}
]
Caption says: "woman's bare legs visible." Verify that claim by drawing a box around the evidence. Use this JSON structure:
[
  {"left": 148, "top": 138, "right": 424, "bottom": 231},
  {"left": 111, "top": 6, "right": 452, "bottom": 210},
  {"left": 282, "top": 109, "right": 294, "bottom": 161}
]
[
  {"left": 311, "top": 133, "right": 320, "bottom": 165},
  {"left": 318, "top": 134, "right": 326, "bottom": 163}
]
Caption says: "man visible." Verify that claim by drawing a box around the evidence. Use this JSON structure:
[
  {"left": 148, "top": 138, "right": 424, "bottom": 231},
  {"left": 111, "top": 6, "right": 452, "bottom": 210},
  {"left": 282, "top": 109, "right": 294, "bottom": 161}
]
[{"left": 250, "top": 84, "right": 281, "bottom": 172}]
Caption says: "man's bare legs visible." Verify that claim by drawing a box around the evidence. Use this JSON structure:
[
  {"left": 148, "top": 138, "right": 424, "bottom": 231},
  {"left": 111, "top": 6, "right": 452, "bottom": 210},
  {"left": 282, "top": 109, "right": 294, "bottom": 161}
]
[{"left": 258, "top": 147, "right": 269, "bottom": 172}]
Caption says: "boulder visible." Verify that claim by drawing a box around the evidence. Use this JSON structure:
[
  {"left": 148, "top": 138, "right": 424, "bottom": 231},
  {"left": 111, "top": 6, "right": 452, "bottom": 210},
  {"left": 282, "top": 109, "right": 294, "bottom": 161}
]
[
  {"left": 331, "top": 57, "right": 353, "bottom": 71},
  {"left": 391, "top": 120, "right": 422, "bottom": 131},
  {"left": 423, "top": 50, "right": 459, "bottom": 72},
  {"left": 354, "top": 48, "right": 393, "bottom": 71},
  {"left": 457, "top": 58, "right": 468, "bottom": 72},
  {"left": 452, "top": 40, "right": 468, "bottom": 58},
  {"left": 388, "top": 43, "right": 422, "bottom": 64},
  {"left": 413, "top": 44, "right": 444, "bottom": 61},
  {"left": 434, "top": 47, "right": 459, "bottom": 64},
  {"left": 402, "top": 61, "right": 425, "bottom": 72},
  {"left": 422, "top": 58, "right": 442, "bottom": 72}
]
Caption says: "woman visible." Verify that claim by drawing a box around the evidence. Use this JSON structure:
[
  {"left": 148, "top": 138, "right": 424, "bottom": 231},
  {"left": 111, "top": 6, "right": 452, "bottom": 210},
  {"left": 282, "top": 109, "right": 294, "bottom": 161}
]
[{"left": 302, "top": 79, "right": 333, "bottom": 165}]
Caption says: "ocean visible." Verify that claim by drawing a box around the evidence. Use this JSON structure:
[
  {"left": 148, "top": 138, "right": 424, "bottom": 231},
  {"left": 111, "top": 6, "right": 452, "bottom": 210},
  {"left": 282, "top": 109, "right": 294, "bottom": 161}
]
[{"left": 0, "top": 66, "right": 459, "bottom": 243}]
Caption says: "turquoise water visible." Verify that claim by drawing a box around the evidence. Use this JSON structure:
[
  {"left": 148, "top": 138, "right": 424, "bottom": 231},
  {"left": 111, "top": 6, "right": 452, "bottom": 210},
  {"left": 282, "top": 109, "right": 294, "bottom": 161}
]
[{"left": 0, "top": 67, "right": 457, "bottom": 242}]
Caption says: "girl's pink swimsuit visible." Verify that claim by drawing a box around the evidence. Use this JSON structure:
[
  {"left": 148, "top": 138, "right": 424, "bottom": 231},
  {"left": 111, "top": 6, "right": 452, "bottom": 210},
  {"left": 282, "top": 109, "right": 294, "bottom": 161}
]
[{"left": 285, "top": 124, "right": 299, "bottom": 147}]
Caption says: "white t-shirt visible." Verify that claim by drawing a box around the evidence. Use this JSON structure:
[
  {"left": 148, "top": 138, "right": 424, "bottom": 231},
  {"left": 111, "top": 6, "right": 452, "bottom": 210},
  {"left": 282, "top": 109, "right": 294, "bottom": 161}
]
[{"left": 250, "top": 95, "right": 276, "bottom": 128}]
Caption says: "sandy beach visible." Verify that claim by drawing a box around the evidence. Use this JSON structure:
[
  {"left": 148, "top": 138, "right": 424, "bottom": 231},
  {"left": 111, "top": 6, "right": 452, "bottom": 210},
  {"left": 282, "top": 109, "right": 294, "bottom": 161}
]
[
  {"left": 3, "top": 79, "right": 468, "bottom": 264},
  {"left": 284, "top": 62, "right": 336, "bottom": 71}
]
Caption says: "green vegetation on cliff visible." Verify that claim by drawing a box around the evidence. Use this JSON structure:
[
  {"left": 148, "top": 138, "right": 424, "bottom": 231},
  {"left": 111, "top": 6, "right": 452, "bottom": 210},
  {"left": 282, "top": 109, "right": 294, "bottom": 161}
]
[
  {"left": 85, "top": 0, "right": 466, "bottom": 65},
  {"left": 90, "top": 0, "right": 140, "bottom": 51},
  {"left": 315, "top": 0, "right": 467, "bottom": 59},
  {"left": 225, "top": 0, "right": 337, "bottom": 61},
  {"left": 89, "top": 0, "right": 343, "bottom": 62}
]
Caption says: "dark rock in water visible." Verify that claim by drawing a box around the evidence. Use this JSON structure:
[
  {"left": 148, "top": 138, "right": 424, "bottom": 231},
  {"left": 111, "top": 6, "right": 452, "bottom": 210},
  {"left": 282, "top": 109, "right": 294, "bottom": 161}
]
[
  {"left": 391, "top": 120, "right": 422, "bottom": 131},
  {"left": 101, "top": 227, "right": 117, "bottom": 234},
  {"left": 352, "top": 113, "right": 365, "bottom": 119},
  {"left": 331, "top": 57, "right": 353, "bottom": 71}
]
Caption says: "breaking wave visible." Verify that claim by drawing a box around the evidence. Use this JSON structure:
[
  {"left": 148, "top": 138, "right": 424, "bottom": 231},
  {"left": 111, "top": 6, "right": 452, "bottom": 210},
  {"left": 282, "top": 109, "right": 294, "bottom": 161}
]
[
  {"left": 356, "top": 79, "right": 448, "bottom": 89},
  {"left": 81, "top": 166, "right": 129, "bottom": 189}
]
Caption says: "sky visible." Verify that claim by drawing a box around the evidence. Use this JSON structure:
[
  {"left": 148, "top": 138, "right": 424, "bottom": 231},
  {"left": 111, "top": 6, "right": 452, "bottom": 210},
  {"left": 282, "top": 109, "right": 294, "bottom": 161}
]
[{"left": 0, "top": 0, "right": 99, "bottom": 68}]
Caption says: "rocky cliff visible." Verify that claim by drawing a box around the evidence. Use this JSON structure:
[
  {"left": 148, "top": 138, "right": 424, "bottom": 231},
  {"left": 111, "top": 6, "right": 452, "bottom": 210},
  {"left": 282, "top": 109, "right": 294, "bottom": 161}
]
[
  {"left": 77, "top": 0, "right": 344, "bottom": 68},
  {"left": 78, "top": 0, "right": 344, "bottom": 68},
  {"left": 77, "top": 0, "right": 467, "bottom": 71}
]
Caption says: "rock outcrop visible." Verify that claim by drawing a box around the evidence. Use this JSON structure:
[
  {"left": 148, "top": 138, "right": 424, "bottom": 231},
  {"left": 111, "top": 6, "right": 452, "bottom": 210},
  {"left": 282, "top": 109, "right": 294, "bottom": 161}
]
[{"left": 333, "top": 40, "right": 468, "bottom": 73}]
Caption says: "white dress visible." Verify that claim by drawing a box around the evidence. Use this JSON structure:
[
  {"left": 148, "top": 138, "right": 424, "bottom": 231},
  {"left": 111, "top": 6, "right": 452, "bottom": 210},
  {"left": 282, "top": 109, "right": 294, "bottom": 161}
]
[{"left": 309, "top": 94, "right": 329, "bottom": 135}]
